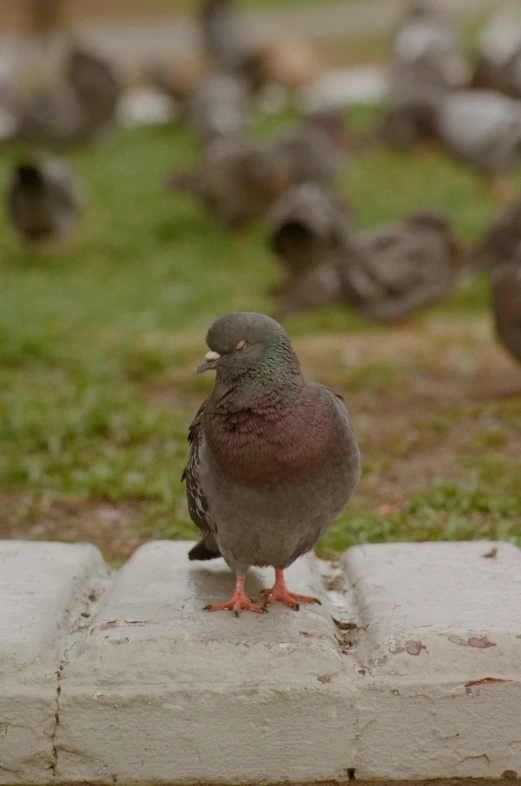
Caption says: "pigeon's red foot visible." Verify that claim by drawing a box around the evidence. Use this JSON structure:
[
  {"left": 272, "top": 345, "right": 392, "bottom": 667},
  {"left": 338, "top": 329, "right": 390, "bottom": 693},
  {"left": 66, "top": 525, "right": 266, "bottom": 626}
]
[
  {"left": 262, "top": 567, "right": 321, "bottom": 610},
  {"left": 204, "top": 577, "right": 264, "bottom": 617}
]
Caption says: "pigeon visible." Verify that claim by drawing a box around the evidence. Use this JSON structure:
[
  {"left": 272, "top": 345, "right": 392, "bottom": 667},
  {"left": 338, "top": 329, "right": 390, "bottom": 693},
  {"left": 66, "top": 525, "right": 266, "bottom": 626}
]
[
  {"left": 274, "top": 260, "right": 348, "bottom": 317},
  {"left": 15, "top": 45, "right": 121, "bottom": 144},
  {"left": 168, "top": 112, "right": 349, "bottom": 226},
  {"left": 66, "top": 46, "right": 121, "bottom": 137},
  {"left": 167, "top": 137, "right": 293, "bottom": 227},
  {"left": 473, "top": 48, "right": 521, "bottom": 99},
  {"left": 11, "top": 0, "right": 120, "bottom": 143},
  {"left": 267, "top": 182, "right": 354, "bottom": 313},
  {"left": 470, "top": 196, "right": 521, "bottom": 271},
  {"left": 377, "top": 50, "right": 449, "bottom": 153},
  {"left": 491, "top": 247, "right": 521, "bottom": 365},
  {"left": 378, "top": 0, "right": 469, "bottom": 151},
  {"left": 339, "top": 212, "right": 464, "bottom": 323},
  {"left": 276, "top": 110, "right": 349, "bottom": 187},
  {"left": 186, "top": 72, "right": 250, "bottom": 143},
  {"left": 472, "top": 2, "right": 521, "bottom": 98},
  {"left": 183, "top": 312, "right": 360, "bottom": 615},
  {"left": 467, "top": 196, "right": 521, "bottom": 363},
  {"left": 6, "top": 156, "right": 81, "bottom": 243},
  {"left": 200, "top": 0, "right": 262, "bottom": 91},
  {"left": 268, "top": 183, "right": 354, "bottom": 276},
  {"left": 201, "top": 0, "right": 249, "bottom": 71},
  {"left": 435, "top": 90, "right": 521, "bottom": 178},
  {"left": 274, "top": 211, "right": 463, "bottom": 321},
  {"left": 392, "top": 0, "right": 469, "bottom": 89}
]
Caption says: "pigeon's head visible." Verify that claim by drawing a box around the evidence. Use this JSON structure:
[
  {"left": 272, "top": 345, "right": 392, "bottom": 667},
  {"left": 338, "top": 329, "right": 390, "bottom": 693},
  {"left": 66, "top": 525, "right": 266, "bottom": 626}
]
[{"left": 196, "top": 311, "right": 299, "bottom": 380}]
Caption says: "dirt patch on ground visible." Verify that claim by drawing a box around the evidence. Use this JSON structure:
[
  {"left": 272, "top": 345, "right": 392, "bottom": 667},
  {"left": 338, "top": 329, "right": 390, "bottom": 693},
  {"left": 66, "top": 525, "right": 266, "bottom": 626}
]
[
  {"left": 0, "top": 493, "right": 147, "bottom": 562},
  {"left": 295, "top": 318, "right": 520, "bottom": 408}
]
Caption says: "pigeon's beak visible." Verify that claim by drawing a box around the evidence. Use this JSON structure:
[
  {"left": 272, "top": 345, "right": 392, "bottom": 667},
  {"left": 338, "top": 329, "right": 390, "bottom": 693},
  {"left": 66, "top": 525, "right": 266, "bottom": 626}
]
[{"left": 196, "top": 350, "right": 221, "bottom": 375}]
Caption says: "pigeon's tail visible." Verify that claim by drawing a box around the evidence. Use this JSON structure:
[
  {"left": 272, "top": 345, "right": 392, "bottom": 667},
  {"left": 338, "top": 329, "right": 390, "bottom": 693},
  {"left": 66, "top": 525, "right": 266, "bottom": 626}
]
[{"left": 188, "top": 535, "right": 221, "bottom": 561}]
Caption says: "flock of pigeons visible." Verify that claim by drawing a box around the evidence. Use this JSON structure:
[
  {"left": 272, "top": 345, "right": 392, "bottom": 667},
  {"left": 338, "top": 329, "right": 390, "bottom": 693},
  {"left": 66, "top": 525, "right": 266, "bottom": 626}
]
[
  {"left": 379, "top": 0, "right": 521, "bottom": 187},
  {"left": 2, "top": 0, "right": 521, "bottom": 367}
]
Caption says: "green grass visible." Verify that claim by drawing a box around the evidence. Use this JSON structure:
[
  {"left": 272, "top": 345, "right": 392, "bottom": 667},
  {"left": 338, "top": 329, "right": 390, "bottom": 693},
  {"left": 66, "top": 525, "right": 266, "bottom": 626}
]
[{"left": 1, "top": 109, "right": 520, "bottom": 561}]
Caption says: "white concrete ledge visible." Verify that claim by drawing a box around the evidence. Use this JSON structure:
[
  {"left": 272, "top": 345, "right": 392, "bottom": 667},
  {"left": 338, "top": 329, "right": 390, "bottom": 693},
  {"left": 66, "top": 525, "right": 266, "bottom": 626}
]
[
  {"left": 0, "top": 542, "right": 109, "bottom": 784},
  {"left": 1, "top": 539, "right": 520, "bottom": 785}
]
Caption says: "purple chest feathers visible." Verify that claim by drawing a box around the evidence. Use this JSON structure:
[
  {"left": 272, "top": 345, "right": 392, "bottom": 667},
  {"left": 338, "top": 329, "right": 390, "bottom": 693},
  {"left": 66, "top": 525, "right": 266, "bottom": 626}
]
[{"left": 204, "top": 386, "right": 335, "bottom": 483}]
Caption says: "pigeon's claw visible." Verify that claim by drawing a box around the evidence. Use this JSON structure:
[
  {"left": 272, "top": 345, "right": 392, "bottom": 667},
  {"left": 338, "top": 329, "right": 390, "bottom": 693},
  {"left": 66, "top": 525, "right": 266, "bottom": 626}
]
[
  {"left": 204, "top": 577, "right": 264, "bottom": 617},
  {"left": 262, "top": 567, "right": 321, "bottom": 610}
]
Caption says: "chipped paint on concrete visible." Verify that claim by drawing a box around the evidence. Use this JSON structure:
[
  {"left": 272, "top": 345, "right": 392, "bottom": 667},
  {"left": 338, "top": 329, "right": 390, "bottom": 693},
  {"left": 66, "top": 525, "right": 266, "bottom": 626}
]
[
  {"left": 449, "top": 634, "right": 497, "bottom": 649},
  {"left": 405, "top": 640, "right": 426, "bottom": 656},
  {"left": 465, "top": 678, "right": 514, "bottom": 688}
]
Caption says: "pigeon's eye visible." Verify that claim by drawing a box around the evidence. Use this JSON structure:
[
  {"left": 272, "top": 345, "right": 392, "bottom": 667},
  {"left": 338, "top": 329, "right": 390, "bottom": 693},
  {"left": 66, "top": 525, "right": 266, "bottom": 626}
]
[{"left": 235, "top": 340, "right": 248, "bottom": 351}]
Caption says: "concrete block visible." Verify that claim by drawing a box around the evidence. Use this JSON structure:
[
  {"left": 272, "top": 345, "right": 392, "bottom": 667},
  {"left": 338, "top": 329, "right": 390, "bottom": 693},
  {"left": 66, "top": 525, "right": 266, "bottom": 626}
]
[
  {"left": 0, "top": 541, "right": 109, "bottom": 784},
  {"left": 3, "top": 538, "right": 521, "bottom": 785},
  {"left": 346, "top": 542, "right": 521, "bottom": 781},
  {"left": 57, "top": 541, "right": 358, "bottom": 785}
]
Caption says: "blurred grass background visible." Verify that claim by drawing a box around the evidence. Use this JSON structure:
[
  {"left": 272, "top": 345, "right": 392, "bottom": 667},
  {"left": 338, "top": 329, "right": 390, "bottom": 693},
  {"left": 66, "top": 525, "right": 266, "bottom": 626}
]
[{"left": 0, "top": 2, "right": 520, "bottom": 562}]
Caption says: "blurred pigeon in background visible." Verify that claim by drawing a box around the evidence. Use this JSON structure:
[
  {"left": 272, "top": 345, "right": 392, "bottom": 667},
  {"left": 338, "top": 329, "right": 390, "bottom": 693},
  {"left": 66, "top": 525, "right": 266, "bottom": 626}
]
[
  {"left": 11, "top": 0, "right": 121, "bottom": 144},
  {"left": 435, "top": 90, "right": 521, "bottom": 200},
  {"left": 168, "top": 111, "right": 349, "bottom": 226},
  {"left": 472, "top": 1, "right": 521, "bottom": 98},
  {"left": 274, "top": 211, "right": 464, "bottom": 322},
  {"left": 186, "top": 72, "right": 250, "bottom": 143},
  {"left": 167, "top": 137, "right": 293, "bottom": 227},
  {"left": 268, "top": 182, "right": 353, "bottom": 277},
  {"left": 338, "top": 211, "right": 464, "bottom": 323},
  {"left": 470, "top": 195, "right": 521, "bottom": 275},
  {"left": 378, "top": 0, "right": 469, "bottom": 151},
  {"left": 6, "top": 155, "right": 81, "bottom": 244},
  {"left": 491, "top": 246, "right": 521, "bottom": 366}
]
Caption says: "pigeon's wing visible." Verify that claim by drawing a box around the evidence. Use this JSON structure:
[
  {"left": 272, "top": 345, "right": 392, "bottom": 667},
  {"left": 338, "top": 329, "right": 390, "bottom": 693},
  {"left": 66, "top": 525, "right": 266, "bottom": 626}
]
[
  {"left": 182, "top": 401, "right": 221, "bottom": 561},
  {"left": 351, "top": 224, "right": 454, "bottom": 322},
  {"left": 182, "top": 401, "right": 210, "bottom": 533},
  {"left": 313, "top": 382, "right": 354, "bottom": 428},
  {"left": 313, "top": 382, "right": 361, "bottom": 492}
]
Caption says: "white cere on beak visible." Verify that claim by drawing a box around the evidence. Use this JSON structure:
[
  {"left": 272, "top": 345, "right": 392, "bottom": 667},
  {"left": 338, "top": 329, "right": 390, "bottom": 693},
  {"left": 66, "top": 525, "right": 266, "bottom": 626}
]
[
  {"left": 205, "top": 350, "right": 221, "bottom": 362},
  {"left": 235, "top": 340, "right": 248, "bottom": 351}
]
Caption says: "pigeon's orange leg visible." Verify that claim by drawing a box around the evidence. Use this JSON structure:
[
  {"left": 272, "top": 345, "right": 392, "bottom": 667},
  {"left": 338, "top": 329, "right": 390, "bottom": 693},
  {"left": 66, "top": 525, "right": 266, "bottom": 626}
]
[
  {"left": 262, "top": 567, "right": 321, "bottom": 610},
  {"left": 204, "top": 576, "right": 264, "bottom": 617}
]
